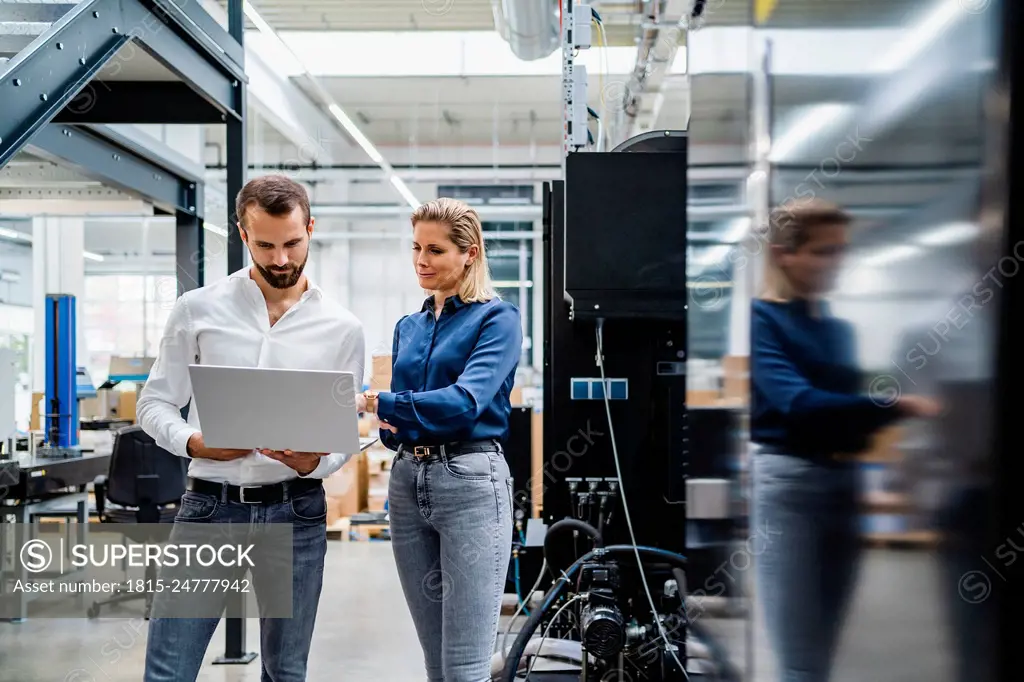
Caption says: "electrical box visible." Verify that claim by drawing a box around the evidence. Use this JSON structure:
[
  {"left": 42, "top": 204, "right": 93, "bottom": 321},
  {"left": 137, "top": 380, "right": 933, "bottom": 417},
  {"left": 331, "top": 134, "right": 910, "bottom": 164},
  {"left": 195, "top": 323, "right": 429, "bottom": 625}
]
[
  {"left": 564, "top": 146, "right": 689, "bottom": 319},
  {"left": 573, "top": 3, "right": 593, "bottom": 49},
  {"left": 571, "top": 64, "right": 589, "bottom": 147}
]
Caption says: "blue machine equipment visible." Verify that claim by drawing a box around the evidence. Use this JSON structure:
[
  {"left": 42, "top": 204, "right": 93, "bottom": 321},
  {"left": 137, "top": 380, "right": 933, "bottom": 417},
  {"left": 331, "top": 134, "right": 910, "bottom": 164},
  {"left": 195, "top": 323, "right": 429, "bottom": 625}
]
[{"left": 43, "top": 293, "right": 79, "bottom": 455}]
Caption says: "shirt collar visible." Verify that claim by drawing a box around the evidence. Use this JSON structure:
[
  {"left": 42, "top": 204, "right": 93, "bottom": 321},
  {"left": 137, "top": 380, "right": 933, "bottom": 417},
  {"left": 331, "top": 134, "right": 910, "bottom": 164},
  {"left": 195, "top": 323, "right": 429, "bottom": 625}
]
[
  {"left": 789, "top": 296, "right": 829, "bottom": 318},
  {"left": 229, "top": 266, "right": 323, "bottom": 298},
  {"left": 421, "top": 293, "right": 466, "bottom": 313}
]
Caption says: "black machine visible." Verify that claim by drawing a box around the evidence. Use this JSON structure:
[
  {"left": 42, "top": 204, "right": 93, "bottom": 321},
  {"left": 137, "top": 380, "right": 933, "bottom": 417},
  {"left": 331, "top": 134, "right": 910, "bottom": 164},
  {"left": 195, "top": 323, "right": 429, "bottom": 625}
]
[{"left": 500, "top": 132, "right": 740, "bottom": 682}]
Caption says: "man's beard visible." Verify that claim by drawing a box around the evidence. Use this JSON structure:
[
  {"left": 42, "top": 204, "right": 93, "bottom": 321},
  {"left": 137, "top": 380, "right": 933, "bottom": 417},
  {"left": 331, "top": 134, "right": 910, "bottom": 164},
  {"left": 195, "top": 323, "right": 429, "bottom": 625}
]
[{"left": 254, "top": 251, "right": 308, "bottom": 289}]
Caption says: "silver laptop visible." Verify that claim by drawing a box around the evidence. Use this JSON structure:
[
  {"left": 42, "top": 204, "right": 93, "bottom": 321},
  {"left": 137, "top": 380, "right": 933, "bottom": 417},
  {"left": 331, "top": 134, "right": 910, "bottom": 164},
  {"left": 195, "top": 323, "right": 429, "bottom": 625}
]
[{"left": 188, "top": 365, "right": 377, "bottom": 454}]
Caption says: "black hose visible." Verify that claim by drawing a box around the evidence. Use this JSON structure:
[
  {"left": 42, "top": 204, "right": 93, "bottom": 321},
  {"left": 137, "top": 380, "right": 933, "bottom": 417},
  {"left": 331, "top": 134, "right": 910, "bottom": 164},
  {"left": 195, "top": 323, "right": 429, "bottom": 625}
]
[
  {"left": 671, "top": 567, "right": 743, "bottom": 682},
  {"left": 543, "top": 518, "right": 603, "bottom": 565},
  {"left": 499, "top": 564, "right": 574, "bottom": 682},
  {"left": 500, "top": 544, "right": 687, "bottom": 682}
]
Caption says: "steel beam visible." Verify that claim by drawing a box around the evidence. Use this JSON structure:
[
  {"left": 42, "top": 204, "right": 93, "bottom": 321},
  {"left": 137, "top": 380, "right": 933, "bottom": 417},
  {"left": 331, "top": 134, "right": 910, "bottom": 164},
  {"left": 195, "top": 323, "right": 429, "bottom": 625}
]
[
  {"left": 215, "top": 1, "right": 255, "bottom": 667},
  {"left": 224, "top": 0, "right": 246, "bottom": 274},
  {"left": 0, "top": 0, "right": 246, "bottom": 168},
  {"left": 25, "top": 124, "right": 201, "bottom": 217},
  {"left": 175, "top": 210, "right": 204, "bottom": 294},
  {"left": 54, "top": 82, "right": 227, "bottom": 125}
]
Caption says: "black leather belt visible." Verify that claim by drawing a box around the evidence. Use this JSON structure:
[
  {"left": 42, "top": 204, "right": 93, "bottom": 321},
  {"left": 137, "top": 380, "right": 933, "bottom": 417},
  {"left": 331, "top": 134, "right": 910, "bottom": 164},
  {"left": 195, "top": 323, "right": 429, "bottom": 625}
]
[
  {"left": 186, "top": 476, "right": 322, "bottom": 504},
  {"left": 397, "top": 439, "right": 500, "bottom": 463}
]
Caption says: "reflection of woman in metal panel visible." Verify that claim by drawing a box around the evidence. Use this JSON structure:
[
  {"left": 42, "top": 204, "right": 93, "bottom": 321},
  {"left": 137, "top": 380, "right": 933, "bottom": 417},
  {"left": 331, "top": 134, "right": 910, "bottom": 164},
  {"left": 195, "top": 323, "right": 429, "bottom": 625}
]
[
  {"left": 749, "top": 200, "right": 939, "bottom": 682},
  {"left": 357, "top": 198, "right": 522, "bottom": 682}
]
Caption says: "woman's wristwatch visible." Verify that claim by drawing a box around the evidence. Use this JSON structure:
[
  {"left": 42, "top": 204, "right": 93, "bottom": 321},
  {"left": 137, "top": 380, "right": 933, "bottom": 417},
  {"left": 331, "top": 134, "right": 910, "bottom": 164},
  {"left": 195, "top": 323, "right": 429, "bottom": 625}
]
[{"left": 364, "top": 390, "right": 378, "bottom": 414}]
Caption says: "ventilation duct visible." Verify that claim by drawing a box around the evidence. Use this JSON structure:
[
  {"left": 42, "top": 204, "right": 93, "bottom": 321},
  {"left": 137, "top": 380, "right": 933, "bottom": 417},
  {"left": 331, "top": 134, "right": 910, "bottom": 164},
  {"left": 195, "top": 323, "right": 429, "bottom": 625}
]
[{"left": 491, "top": 0, "right": 560, "bottom": 61}]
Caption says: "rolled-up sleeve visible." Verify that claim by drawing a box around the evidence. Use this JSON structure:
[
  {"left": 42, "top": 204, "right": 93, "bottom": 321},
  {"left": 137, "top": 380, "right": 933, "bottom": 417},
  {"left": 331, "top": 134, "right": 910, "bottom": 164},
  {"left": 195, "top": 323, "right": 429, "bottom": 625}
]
[{"left": 136, "top": 295, "right": 201, "bottom": 459}]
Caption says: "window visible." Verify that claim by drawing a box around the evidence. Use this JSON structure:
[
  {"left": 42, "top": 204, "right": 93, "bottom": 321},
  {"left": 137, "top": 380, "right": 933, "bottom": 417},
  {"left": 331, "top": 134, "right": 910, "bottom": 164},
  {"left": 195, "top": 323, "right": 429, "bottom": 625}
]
[
  {"left": 82, "top": 275, "right": 177, "bottom": 383},
  {"left": 436, "top": 184, "right": 538, "bottom": 370}
]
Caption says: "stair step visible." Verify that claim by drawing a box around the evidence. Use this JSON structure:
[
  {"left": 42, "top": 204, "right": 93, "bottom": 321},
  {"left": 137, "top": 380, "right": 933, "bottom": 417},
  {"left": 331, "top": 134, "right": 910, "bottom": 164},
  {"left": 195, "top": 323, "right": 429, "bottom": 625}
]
[
  {"left": 0, "top": 3, "right": 80, "bottom": 24},
  {"left": 0, "top": 22, "right": 51, "bottom": 60},
  {"left": 0, "top": 1, "right": 83, "bottom": 60}
]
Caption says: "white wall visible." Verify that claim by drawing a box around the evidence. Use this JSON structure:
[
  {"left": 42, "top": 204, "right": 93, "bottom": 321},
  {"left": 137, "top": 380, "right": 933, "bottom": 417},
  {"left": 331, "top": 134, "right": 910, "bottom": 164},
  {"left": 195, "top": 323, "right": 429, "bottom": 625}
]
[{"left": 0, "top": 241, "right": 32, "bottom": 307}]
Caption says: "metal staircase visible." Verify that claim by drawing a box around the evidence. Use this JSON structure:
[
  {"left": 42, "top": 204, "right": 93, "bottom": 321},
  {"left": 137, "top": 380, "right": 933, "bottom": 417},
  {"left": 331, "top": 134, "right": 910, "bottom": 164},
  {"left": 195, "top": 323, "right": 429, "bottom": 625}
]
[{"left": 0, "top": 0, "right": 246, "bottom": 168}]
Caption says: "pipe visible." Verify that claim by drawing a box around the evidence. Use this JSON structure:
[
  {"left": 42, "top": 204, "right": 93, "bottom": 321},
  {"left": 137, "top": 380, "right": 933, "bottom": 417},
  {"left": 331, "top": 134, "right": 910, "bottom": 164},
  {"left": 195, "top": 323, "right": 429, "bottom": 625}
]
[
  {"left": 499, "top": 544, "right": 687, "bottom": 682},
  {"left": 491, "top": 0, "right": 561, "bottom": 61}
]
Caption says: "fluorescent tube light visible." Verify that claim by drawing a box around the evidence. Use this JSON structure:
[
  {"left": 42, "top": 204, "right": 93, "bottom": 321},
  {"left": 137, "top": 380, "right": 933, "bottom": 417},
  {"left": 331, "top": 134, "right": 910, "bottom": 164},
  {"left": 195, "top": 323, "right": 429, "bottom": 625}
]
[
  {"left": 860, "top": 244, "right": 921, "bottom": 267},
  {"left": 389, "top": 175, "right": 421, "bottom": 210},
  {"left": 203, "top": 223, "right": 229, "bottom": 238},
  {"left": 915, "top": 222, "right": 978, "bottom": 246},
  {"left": 770, "top": 0, "right": 973, "bottom": 162},
  {"left": 243, "top": 1, "right": 417, "bottom": 207},
  {"left": 0, "top": 227, "right": 31, "bottom": 241},
  {"left": 328, "top": 104, "right": 384, "bottom": 164}
]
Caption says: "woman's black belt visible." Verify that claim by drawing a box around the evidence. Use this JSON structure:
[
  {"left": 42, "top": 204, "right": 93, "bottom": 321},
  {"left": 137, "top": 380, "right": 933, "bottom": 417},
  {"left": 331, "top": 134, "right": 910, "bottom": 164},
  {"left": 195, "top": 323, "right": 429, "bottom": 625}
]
[{"left": 396, "top": 439, "right": 501, "bottom": 462}]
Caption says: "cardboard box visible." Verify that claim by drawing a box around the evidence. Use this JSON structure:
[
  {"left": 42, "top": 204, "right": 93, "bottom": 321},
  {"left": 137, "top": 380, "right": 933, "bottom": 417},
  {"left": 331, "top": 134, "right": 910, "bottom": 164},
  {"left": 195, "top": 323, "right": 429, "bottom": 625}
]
[
  {"left": 327, "top": 496, "right": 347, "bottom": 527},
  {"left": 371, "top": 354, "right": 392, "bottom": 391},
  {"left": 367, "top": 470, "right": 389, "bottom": 511},
  {"left": 323, "top": 453, "right": 369, "bottom": 517},
  {"left": 30, "top": 392, "right": 43, "bottom": 431},
  {"left": 722, "top": 355, "right": 749, "bottom": 405},
  {"left": 687, "top": 390, "right": 720, "bottom": 407},
  {"left": 118, "top": 390, "right": 137, "bottom": 422}
]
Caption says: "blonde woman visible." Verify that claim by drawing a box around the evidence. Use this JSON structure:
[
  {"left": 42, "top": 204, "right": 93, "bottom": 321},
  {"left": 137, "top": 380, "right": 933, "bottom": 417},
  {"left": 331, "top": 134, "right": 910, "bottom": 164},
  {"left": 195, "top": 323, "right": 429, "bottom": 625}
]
[
  {"left": 750, "top": 199, "right": 940, "bottom": 682},
  {"left": 358, "top": 197, "right": 521, "bottom": 682}
]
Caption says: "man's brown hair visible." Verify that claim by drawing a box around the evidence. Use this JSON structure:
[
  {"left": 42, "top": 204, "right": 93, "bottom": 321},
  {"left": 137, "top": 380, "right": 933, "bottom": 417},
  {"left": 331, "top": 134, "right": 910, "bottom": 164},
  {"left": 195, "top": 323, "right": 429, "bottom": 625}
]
[{"left": 235, "top": 174, "right": 310, "bottom": 230}]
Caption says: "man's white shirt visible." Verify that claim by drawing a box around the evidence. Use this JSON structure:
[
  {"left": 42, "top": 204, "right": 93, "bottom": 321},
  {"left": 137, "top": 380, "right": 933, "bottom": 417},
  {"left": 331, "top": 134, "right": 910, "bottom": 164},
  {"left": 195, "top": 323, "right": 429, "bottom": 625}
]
[{"left": 137, "top": 268, "right": 365, "bottom": 485}]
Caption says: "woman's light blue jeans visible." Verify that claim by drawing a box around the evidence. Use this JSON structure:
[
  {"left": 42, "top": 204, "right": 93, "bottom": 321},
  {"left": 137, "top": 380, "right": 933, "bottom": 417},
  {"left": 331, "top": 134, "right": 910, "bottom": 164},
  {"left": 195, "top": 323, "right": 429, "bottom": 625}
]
[
  {"left": 388, "top": 445, "right": 513, "bottom": 682},
  {"left": 752, "top": 451, "right": 862, "bottom": 682}
]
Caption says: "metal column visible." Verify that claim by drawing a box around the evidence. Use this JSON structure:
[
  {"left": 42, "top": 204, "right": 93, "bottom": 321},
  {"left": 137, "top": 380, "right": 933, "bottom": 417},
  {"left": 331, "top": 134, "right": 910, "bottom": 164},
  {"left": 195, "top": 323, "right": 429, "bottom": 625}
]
[
  {"left": 175, "top": 209, "right": 205, "bottom": 295},
  {"left": 993, "top": 1, "right": 1023, "bottom": 680},
  {"left": 226, "top": 0, "right": 248, "bottom": 276},
  {"left": 215, "top": 0, "right": 255, "bottom": 667},
  {"left": 43, "top": 294, "right": 77, "bottom": 451}
]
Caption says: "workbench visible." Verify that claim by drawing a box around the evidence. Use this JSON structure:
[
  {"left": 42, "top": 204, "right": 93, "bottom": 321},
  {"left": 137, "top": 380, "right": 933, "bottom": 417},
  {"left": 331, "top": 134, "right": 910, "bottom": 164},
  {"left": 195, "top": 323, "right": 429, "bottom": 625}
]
[{"left": 0, "top": 450, "right": 111, "bottom": 620}]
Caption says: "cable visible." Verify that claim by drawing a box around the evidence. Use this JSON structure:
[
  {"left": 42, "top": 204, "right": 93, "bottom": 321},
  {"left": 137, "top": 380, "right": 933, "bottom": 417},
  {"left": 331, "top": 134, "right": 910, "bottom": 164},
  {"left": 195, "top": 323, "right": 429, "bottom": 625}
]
[
  {"left": 514, "top": 554, "right": 530, "bottom": 616},
  {"left": 596, "top": 319, "right": 689, "bottom": 679},
  {"left": 671, "top": 568, "right": 743, "bottom": 682},
  {"left": 524, "top": 594, "right": 585, "bottom": 679},
  {"left": 596, "top": 19, "right": 612, "bottom": 151},
  {"left": 501, "top": 557, "right": 548, "bottom": 663},
  {"left": 499, "top": 545, "right": 686, "bottom": 682}
]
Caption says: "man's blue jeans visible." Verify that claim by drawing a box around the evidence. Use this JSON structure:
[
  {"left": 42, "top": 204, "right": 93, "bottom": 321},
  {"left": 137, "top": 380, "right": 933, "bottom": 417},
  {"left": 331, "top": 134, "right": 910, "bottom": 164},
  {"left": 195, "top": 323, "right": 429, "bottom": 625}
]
[{"left": 143, "top": 483, "right": 328, "bottom": 682}]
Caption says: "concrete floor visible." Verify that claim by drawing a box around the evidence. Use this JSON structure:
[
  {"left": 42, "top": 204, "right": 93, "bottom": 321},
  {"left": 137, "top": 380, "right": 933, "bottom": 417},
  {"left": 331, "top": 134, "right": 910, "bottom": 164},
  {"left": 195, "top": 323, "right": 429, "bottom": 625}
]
[{"left": 0, "top": 542, "right": 956, "bottom": 682}]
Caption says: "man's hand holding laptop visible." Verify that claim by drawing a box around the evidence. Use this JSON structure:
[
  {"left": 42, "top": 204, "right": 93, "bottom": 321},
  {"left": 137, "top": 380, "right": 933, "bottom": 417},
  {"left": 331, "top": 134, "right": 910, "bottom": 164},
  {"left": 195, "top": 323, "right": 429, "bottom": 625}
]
[
  {"left": 185, "top": 433, "right": 251, "bottom": 461},
  {"left": 186, "top": 433, "right": 325, "bottom": 475},
  {"left": 259, "top": 448, "right": 328, "bottom": 476}
]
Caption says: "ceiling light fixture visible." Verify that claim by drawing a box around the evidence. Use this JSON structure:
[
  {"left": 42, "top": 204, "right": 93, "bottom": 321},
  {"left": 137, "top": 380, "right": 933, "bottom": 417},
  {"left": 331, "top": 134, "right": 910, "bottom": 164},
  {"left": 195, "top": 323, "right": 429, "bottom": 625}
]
[
  {"left": 243, "top": 1, "right": 420, "bottom": 209},
  {"left": 769, "top": 0, "right": 973, "bottom": 162}
]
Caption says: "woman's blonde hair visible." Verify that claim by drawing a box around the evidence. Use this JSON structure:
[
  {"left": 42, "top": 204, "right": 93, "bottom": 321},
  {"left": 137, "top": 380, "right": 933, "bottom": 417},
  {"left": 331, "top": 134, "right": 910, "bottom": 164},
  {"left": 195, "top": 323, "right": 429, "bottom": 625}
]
[
  {"left": 759, "top": 198, "right": 851, "bottom": 301},
  {"left": 411, "top": 197, "right": 497, "bottom": 303}
]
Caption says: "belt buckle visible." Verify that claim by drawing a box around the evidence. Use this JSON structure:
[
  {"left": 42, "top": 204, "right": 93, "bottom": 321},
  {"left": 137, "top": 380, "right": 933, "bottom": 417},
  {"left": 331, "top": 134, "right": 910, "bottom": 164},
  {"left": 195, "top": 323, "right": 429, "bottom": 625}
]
[
  {"left": 413, "top": 446, "right": 429, "bottom": 458},
  {"left": 239, "top": 486, "right": 260, "bottom": 504}
]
